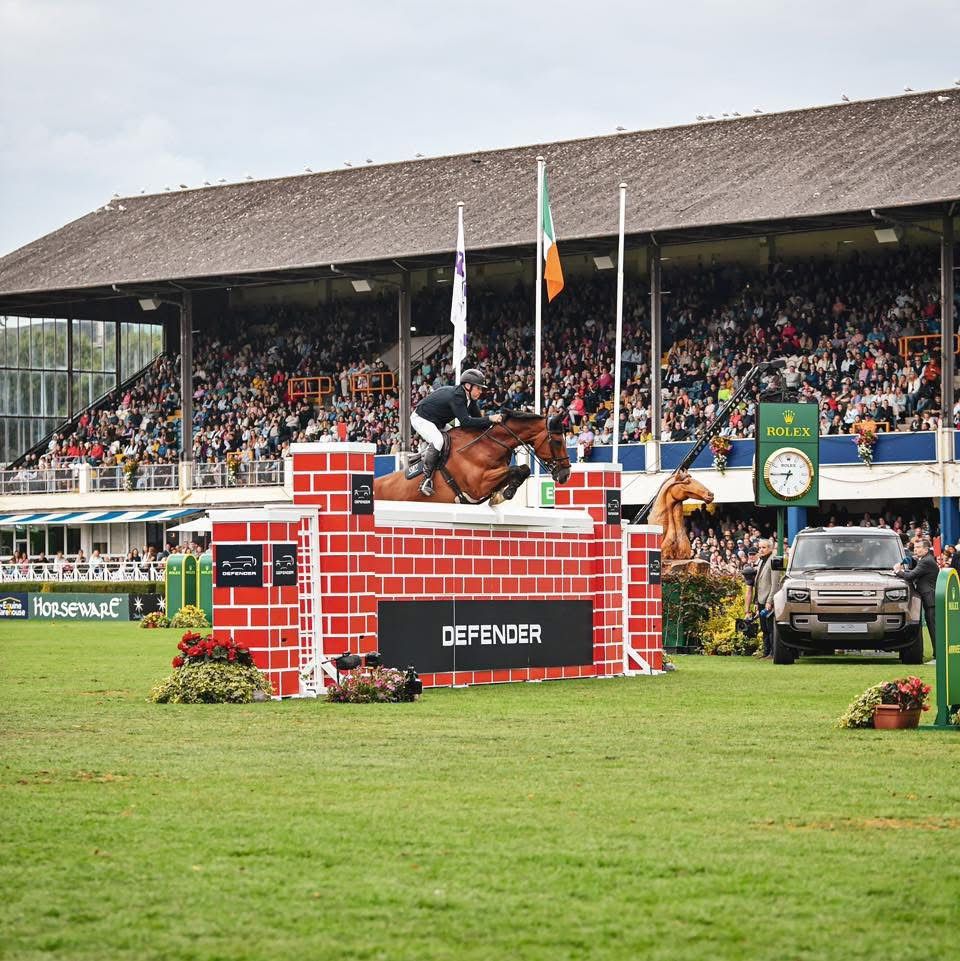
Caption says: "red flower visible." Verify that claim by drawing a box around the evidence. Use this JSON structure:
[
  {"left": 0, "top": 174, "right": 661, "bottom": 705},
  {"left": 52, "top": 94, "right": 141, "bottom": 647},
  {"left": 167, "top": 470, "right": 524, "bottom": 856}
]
[
  {"left": 172, "top": 656, "right": 184, "bottom": 668},
  {"left": 227, "top": 650, "right": 236, "bottom": 662},
  {"left": 187, "top": 645, "right": 202, "bottom": 658},
  {"left": 177, "top": 641, "right": 189, "bottom": 653}
]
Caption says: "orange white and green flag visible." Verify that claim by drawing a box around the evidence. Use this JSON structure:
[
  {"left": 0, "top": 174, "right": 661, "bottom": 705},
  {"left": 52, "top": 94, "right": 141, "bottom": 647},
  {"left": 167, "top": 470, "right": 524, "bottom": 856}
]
[{"left": 541, "top": 171, "right": 564, "bottom": 301}]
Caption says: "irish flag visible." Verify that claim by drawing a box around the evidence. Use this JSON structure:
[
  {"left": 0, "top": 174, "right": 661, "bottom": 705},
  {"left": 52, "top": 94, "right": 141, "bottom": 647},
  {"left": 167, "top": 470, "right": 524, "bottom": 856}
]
[{"left": 541, "top": 171, "right": 564, "bottom": 301}]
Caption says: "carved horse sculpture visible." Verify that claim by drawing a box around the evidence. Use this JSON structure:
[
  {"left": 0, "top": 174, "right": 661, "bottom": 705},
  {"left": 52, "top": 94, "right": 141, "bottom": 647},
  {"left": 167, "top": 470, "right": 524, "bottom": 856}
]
[
  {"left": 648, "top": 469, "right": 715, "bottom": 565},
  {"left": 374, "top": 411, "right": 572, "bottom": 505}
]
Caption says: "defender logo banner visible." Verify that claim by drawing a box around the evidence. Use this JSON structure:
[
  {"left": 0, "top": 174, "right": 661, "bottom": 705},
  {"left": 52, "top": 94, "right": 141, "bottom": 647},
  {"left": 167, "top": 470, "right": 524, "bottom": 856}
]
[{"left": 377, "top": 599, "right": 593, "bottom": 673}]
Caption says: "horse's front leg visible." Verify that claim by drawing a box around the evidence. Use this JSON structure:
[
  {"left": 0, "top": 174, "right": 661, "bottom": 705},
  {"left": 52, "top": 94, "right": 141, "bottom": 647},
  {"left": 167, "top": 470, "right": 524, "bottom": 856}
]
[{"left": 488, "top": 465, "right": 530, "bottom": 505}]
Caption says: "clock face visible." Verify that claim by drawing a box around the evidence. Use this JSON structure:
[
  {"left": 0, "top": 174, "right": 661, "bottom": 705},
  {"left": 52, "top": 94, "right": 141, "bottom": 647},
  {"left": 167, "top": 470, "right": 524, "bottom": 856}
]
[{"left": 764, "top": 448, "right": 814, "bottom": 501}]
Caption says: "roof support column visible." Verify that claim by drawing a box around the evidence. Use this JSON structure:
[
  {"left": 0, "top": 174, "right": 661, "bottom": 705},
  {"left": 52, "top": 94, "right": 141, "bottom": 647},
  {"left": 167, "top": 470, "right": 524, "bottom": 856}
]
[
  {"left": 398, "top": 273, "right": 412, "bottom": 466},
  {"left": 942, "top": 215, "right": 955, "bottom": 430},
  {"left": 179, "top": 293, "right": 193, "bottom": 487},
  {"left": 115, "top": 320, "right": 122, "bottom": 388},
  {"left": 66, "top": 317, "right": 74, "bottom": 422},
  {"left": 649, "top": 244, "right": 662, "bottom": 445}
]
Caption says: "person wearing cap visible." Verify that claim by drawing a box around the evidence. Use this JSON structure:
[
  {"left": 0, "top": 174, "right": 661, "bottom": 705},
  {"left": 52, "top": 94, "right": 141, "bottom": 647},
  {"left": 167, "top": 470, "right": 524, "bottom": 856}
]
[{"left": 410, "top": 368, "right": 503, "bottom": 496}]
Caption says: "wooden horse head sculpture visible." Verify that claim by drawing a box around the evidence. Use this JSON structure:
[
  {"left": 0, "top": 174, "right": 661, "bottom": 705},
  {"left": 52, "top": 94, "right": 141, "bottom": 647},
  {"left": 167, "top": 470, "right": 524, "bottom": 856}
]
[{"left": 648, "top": 469, "right": 715, "bottom": 561}]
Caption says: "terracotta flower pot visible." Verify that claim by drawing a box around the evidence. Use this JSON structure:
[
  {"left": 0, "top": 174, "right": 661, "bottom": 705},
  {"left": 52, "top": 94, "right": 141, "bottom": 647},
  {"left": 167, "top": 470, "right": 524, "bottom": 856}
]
[{"left": 873, "top": 704, "right": 922, "bottom": 729}]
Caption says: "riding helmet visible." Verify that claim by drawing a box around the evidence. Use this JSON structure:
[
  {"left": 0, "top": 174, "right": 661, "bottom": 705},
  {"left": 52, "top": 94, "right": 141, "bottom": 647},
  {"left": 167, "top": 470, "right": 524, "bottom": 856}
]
[{"left": 459, "top": 368, "right": 490, "bottom": 388}]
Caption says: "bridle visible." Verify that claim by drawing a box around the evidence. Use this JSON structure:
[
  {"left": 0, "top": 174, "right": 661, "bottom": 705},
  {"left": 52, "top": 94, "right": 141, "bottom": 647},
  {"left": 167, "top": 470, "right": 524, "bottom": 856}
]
[{"left": 458, "top": 415, "right": 570, "bottom": 481}]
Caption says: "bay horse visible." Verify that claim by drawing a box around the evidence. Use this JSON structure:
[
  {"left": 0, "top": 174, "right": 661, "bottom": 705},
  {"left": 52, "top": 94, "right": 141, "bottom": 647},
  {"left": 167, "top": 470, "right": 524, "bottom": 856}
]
[
  {"left": 374, "top": 412, "right": 572, "bottom": 505},
  {"left": 648, "top": 469, "right": 715, "bottom": 561}
]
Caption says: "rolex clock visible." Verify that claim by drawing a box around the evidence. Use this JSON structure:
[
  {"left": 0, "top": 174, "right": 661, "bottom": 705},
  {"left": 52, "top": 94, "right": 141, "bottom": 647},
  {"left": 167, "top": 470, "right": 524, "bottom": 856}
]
[
  {"left": 755, "top": 403, "right": 820, "bottom": 507},
  {"left": 763, "top": 447, "right": 814, "bottom": 501}
]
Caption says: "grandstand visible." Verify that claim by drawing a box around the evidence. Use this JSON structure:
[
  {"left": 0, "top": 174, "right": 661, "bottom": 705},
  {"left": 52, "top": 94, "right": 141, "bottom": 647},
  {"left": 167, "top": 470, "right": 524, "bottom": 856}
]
[{"left": 0, "top": 89, "right": 958, "bottom": 569}]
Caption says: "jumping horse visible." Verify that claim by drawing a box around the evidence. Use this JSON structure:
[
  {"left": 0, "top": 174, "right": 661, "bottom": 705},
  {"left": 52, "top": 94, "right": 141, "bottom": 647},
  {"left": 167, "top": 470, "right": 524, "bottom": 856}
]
[{"left": 374, "top": 412, "right": 572, "bottom": 505}]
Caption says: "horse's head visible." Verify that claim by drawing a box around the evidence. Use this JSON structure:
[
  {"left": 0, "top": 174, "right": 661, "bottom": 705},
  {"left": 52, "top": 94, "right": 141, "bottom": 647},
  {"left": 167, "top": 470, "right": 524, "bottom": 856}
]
[
  {"left": 544, "top": 415, "right": 572, "bottom": 484},
  {"left": 671, "top": 469, "right": 714, "bottom": 505},
  {"left": 500, "top": 411, "right": 571, "bottom": 483}
]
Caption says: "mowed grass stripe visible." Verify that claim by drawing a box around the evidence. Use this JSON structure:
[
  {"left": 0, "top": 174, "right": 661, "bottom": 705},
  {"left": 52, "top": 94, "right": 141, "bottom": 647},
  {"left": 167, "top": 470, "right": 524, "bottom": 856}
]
[{"left": 1, "top": 622, "right": 957, "bottom": 961}]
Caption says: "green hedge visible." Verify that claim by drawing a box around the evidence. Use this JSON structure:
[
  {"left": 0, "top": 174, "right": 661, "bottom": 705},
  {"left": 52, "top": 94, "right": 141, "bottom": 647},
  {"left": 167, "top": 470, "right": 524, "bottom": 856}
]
[{"left": 0, "top": 581, "right": 163, "bottom": 595}]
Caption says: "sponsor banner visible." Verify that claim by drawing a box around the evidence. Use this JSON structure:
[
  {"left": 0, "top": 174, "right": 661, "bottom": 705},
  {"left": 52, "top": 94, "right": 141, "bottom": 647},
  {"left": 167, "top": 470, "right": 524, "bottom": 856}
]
[
  {"left": 377, "top": 599, "right": 593, "bottom": 674},
  {"left": 215, "top": 544, "right": 264, "bottom": 587},
  {"left": 352, "top": 474, "right": 374, "bottom": 515},
  {"left": 605, "top": 490, "right": 621, "bottom": 525},
  {"left": 648, "top": 550, "right": 662, "bottom": 584},
  {"left": 0, "top": 592, "right": 29, "bottom": 619},
  {"left": 272, "top": 544, "right": 298, "bottom": 587},
  {"left": 29, "top": 593, "right": 130, "bottom": 621},
  {"left": 129, "top": 593, "right": 166, "bottom": 620}
]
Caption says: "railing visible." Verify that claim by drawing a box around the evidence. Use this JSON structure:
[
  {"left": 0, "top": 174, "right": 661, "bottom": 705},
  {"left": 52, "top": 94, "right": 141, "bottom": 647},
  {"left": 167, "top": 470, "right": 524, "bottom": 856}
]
[
  {"left": 350, "top": 370, "right": 396, "bottom": 395},
  {"left": 898, "top": 334, "right": 959, "bottom": 358},
  {"left": 0, "top": 468, "right": 79, "bottom": 495},
  {"left": 91, "top": 464, "right": 178, "bottom": 491},
  {"left": 287, "top": 376, "right": 335, "bottom": 401},
  {"left": 193, "top": 458, "right": 284, "bottom": 489},
  {"left": 0, "top": 560, "right": 165, "bottom": 582}
]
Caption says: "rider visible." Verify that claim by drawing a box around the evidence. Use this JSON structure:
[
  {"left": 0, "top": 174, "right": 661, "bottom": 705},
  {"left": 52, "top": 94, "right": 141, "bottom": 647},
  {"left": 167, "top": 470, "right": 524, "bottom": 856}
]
[{"left": 411, "top": 368, "right": 503, "bottom": 496}]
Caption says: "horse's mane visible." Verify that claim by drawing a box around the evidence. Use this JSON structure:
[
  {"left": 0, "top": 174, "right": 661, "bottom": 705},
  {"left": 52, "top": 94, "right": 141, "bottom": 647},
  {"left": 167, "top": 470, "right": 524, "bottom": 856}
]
[{"left": 501, "top": 410, "right": 543, "bottom": 421}]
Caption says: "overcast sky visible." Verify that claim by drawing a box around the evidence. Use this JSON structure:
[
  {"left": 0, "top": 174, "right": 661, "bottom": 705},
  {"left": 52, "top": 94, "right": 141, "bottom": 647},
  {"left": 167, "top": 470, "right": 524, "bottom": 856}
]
[{"left": 1, "top": 0, "right": 958, "bottom": 256}]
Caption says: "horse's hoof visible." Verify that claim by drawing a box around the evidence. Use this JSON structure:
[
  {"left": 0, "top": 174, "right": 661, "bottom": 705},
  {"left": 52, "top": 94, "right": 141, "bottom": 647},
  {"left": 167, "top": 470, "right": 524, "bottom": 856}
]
[{"left": 490, "top": 492, "right": 504, "bottom": 506}]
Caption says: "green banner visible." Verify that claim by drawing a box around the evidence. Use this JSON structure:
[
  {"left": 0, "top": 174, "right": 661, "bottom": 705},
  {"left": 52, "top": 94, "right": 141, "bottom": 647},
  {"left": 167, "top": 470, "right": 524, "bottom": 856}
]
[
  {"left": 933, "top": 568, "right": 960, "bottom": 727},
  {"left": 755, "top": 402, "right": 820, "bottom": 507},
  {"left": 28, "top": 592, "right": 130, "bottom": 621}
]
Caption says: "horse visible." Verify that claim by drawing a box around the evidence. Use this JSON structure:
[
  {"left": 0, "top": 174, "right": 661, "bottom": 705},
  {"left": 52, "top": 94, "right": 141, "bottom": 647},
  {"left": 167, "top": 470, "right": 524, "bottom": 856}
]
[
  {"left": 374, "top": 412, "right": 572, "bottom": 505},
  {"left": 648, "top": 469, "right": 715, "bottom": 563}
]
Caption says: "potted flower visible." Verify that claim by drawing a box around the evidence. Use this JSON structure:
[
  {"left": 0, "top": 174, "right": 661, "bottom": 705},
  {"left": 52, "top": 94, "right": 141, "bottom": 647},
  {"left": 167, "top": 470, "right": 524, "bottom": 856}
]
[
  {"left": 122, "top": 458, "right": 139, "bottom": 491},
  {"left": 226, "top": 451, "right": 242, "bottom": 485},
  {"left": 709, "top": 435, "right": 733, "bottom": 475},
  {"left": 874, "top": 675, "right": 931, "bottom": 729},
  {"left": 852, "top": 423, "right": 877, "bottom": 466}
]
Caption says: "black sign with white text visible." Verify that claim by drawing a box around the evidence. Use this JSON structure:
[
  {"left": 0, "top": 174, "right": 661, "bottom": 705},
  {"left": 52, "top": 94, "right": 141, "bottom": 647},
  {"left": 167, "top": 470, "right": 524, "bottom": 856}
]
[
  {"left": 648, "top": 550, "right": 662, "bottom": 584},
  {"left": 377, "top": 599, "right": 594, "bottom": 674},
  {"left": 352, "top": 474, "right": 374, "bottom": 514},
  {"left": 272, "top": 543, "right": 298, "bottom": 586},
  {"left": 129, "top": 592, "right": 165, "bottom": 620},
  {"left": 605, "top": 490, "right": 621, "bottom": 525},
  {"left": 215, "top": 544, "right": 264, "bottom": 587}
]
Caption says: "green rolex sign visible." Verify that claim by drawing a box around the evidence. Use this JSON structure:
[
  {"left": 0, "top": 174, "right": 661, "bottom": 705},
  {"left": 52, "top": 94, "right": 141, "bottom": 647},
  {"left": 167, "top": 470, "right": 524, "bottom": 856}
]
[
  {"left": 755, "top": 402, "right": 820, "bottom": 508},
  {"left": 933, "top": 568, "right": 960, "bottom": 728}
]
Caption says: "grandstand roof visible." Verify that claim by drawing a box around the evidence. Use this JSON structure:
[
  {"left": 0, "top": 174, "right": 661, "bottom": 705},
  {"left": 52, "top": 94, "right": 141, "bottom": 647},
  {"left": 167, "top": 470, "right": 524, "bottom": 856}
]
[{"left": 1, "top": 89, "right": 959, "bottom": 304}]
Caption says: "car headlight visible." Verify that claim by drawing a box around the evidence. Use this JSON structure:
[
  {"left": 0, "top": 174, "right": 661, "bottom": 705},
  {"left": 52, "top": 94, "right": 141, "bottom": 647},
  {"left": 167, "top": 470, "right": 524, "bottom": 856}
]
[
  {"left": 884, "top": 588, "right": 909, "bottom": 602},
  {"left": 786, "top": 588, "right": 810, "bottom": 602}
]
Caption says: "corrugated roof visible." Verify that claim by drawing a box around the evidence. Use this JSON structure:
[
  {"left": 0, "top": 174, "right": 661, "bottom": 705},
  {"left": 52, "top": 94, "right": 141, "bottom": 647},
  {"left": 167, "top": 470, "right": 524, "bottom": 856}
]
[{"left": 1, "top": 89, "right": 958, "bottom": 297}]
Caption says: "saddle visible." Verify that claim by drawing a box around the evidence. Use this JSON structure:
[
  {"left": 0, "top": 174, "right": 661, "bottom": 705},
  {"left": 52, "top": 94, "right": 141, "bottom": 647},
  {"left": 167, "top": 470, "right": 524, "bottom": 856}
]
[{"left": 405, "top": 432, "right": 452, "bottom": 479}]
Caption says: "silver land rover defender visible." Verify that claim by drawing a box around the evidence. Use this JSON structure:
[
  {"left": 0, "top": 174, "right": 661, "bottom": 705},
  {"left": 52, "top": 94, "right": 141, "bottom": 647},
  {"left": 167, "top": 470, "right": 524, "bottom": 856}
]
[{"left": 771, "top": 527, "right": 923, "bottom": 665}]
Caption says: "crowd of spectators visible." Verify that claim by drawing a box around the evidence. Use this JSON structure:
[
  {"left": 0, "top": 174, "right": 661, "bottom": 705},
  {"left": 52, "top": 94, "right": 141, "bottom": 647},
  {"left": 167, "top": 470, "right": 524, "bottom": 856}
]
[{"left": 10, "top": 246, "right": 955, "bottom": 481}]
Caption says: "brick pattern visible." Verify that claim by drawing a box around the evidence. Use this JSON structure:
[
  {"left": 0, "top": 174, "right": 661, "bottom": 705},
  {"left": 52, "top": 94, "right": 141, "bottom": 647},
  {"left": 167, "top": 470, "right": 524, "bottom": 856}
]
[
  {"left": 212, "top": 444, "right": 665, "bottom": 695},
  {"left": 622, "top": 527, "right": 664, "bottom": 672},
  {"left": 210, "top": 518, "right": 305, "bottom": 697}
]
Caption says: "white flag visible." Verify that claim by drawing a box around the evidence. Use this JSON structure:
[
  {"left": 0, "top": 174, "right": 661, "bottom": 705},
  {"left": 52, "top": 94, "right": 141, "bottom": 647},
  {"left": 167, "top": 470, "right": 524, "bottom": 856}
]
[{"left": 450, "top": 205, "right": 467, "bottom": 378}]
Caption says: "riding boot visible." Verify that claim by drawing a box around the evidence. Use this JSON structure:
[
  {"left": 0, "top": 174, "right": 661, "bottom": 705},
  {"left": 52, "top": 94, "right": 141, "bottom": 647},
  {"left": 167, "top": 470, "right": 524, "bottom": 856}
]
[{"left": 419, "top": 446, "right": 440, "bottom": 496}]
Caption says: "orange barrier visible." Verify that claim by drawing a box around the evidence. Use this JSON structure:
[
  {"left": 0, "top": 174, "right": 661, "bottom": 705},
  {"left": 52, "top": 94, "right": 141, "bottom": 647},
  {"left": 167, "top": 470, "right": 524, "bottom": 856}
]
[
  {"left": 350, "top": 370, "right": 396, "bottom": 395},
  {"left": 898, "top": 334, "right": 959, "bottom": 359},
  {"left": 287, "top": 376, "right": 335, "bottom": 402}
]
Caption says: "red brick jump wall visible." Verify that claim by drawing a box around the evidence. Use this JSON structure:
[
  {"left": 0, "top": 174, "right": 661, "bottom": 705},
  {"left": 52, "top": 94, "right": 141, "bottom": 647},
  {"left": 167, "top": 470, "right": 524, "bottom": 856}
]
[{"left": 623, "top": 528, "right": 664, "bottom": 672}]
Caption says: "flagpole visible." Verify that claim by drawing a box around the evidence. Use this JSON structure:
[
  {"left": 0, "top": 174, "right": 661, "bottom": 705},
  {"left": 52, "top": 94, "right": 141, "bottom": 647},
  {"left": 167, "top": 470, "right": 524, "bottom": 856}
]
[
  {"left": 612, "top": 182, "right": 627, "bottom": 465},
  {"left": 455, "top": 200, "right": 465, "bottom": 385},
  {"left": 534, "top": 156, "right": 544, "bottom": 418}
]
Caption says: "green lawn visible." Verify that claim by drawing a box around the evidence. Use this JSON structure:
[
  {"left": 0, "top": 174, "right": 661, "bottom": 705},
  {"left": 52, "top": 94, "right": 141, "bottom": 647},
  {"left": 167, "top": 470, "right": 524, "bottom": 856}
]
[{"left": 1, "top": 622, "right": 958, "bottom": 961}]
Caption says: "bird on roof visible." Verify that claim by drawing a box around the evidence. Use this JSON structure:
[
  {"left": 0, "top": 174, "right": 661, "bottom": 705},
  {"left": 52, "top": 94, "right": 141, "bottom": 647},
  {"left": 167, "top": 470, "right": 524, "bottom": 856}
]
[
  {"left": 904, "top": 86, "right": 913, "bottom": 92},
  {"left": 179, "top": 183, "right": 188, "bottom": 189},
  {"left": 841, "top": 94, "right": 850, "bottom": 102},
  {"left": 365, "top": 158, "right": 373, "bottom": 163},
  {"left": 732, "top": 111, "right": 741, "bottom": 117},
  {"left": 112, "top": 192, "right": 120, "bottom": 198},
  {"left": 140, "top": 189, "right": 145, "bottom": 194},
  {"left": 344, "top": 161, "right": 353, "bottom": 167},
  {"left": 305, "top": 166, "right": 313, "bottom": 172},
  {"left": 164, "top": 186, "right": 171, "bottom": 191},
  {"left": 615, "top": 125, "right": 626, "bottom": 131},
  {"left": 722, "top": 112, "right": 729, "bottom": 117},
  {"left": 753, "top": 108, "right": 763, "bottom": 113},
  {"left": 696, "top": 115, "right": 704, "bottom": 120},
  {"left": 217, "top": 178, "right": 226, "bottom": 183},
  {"left": 203, "top": 180, "right": 211, "bottom": 186},
  {"left": 706, "top": 114, "right": 715, "bottom": 119},
  {"left": 415, "top": 152, "right": 424, "bottom": 158},
  {"left": 244, "top": 174, "right": 253, "bottom": 180}
]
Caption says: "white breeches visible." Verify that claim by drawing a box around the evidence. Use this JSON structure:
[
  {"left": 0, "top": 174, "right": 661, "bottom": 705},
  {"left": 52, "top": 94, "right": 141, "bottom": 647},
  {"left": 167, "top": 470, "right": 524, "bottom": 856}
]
[{"left": 410, "top": 412, "right": 445, "bottom": 452}]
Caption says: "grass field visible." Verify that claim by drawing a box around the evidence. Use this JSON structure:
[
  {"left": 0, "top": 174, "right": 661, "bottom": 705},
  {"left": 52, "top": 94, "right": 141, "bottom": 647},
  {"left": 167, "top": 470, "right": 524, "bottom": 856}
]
[{"left": 1, "top": 622, "right": 958, "bottom": 961}]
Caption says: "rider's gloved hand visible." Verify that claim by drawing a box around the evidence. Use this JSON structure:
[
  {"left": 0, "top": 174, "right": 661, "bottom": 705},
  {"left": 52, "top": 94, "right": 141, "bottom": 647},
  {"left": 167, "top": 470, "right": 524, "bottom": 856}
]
[{"left": 490, "top": 414, "right": 504, "bottom": 424}]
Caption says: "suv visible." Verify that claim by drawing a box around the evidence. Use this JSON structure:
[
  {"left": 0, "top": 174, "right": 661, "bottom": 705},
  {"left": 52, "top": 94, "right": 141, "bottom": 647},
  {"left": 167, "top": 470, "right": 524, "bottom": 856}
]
[{"left": 771, "top": 527, "right": 923, "bottom": 665}]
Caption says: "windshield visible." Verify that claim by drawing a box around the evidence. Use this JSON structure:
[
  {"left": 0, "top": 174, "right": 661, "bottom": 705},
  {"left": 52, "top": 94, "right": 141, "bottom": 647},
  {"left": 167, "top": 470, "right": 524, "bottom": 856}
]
[{"left": 790, "top": 535, "right": 904, "bottom": 571}]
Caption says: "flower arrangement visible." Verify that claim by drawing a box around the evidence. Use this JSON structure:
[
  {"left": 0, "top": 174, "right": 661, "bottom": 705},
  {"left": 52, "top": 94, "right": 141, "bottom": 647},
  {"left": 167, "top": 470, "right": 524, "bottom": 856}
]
[
  {"left": 170, "top": 604, "right": 210, "bottom": 628},
  {"left": 326, "top": 665, "right": 421, "bottom": 703},
  {"left": 122, "top": 459, "right": 139, "bottom": 491},
  {"left": 837, "top": 675, "right": 931, "bottom": 728},
  {"left": 709, "top": 435, "right": 733, "bottom": 475},
  {"left": 226, "top": 451, "right": 242, "bottom": 484},
  {"left": 140, "top": 612, "right": 171, "bottom": 629},
  {"left": 150, "top": 630, "right": 273, "bottom": 703},
  {"left": 852, "top": 424, "right": 877, "bottom": 466}
]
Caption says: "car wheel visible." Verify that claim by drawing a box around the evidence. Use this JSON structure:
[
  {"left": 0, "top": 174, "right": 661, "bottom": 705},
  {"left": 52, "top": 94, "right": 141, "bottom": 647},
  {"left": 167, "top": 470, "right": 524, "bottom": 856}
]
[
  {"left": 772, "top": 622, "right": 796, "bottom": 665},
  {"left": 899, "top": 628, "right": 924, "bottom": 665}
]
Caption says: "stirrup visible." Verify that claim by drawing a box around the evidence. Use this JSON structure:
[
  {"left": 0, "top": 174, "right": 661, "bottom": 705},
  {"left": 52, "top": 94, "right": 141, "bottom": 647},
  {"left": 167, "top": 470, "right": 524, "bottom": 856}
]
[{"left": 419, "top": 475, "right": 435, "bottom": 496}]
